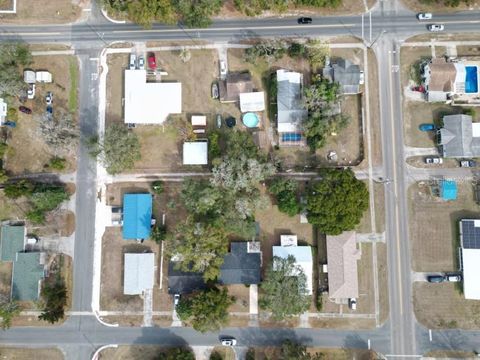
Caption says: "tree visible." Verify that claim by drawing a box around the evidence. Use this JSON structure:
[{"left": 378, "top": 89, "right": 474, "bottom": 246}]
[
  {"left": 181, "top": 179, "right": 224, "bottom": 218},
  {"left": 179, "top": 48, "right": 191, "bottom": 63},
  {"left": 178, "top": 286, "right": 233, "bottom": 332},
  {"left": 268, "top": 178, "right": 300, "bottom": 216},
  {"left": 96, "top": 124, "right": 141, "bottom": 174},
  {"left": 0, "top": 43, "right": 31, "bottom": 97},
  {"left": 209, "top": 351, "right": 223, "bottom": 360},
  {"left": 304, "top": 75, "right": 340, "bottom": 110},
  {"left": 0, "top": 296, "right": 21, "bottom": 330},
  {"left": 38, "top": 279, "right": 67, "bottom": 324},
  {"left": 127, "top": 0, "right": 176, "bottom": 28},
  {"left": 176, "top": 0, "right": 223, "bottom": 28},
  {"left": 150, "top": 224, "right": 167, "bottom": 243},
  {"left": 158, "top": 348, "right": 195, "bottom": 360},
  {"left": 260, "top": 255, "right": 310, "bottom": 320},
  {"left": 245, "top": 40, "right": 287, "bottom": 64},
  {"left": 288, "top": 42, "right": 307, "bottom": 58},
  {"left": 306, "top": 40, "right": 330, "bottom": 70},
  {"left": 306, "top": 168, "right": 369, "bottom": 235},
  {"left": 151, "top": 180, "right": 164, "bottom": 195},
  {"left": 4, "top": 179, "right": 34, "bottom": 199},
  {"left": 38, "top": 110, "right": 79, "bottom": 155},
  {"left": 170, "top": 218, "right": 228, "bottom": 281}
]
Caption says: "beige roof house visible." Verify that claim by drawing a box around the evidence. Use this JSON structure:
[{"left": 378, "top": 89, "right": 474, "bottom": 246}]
[
  {"left": 219, "top": 72, "right": 254, "bottom": 102},
  {"left": 326, "top": 232, "right": 361, "bottom": 302},
  {"left": 426, "top": 58, "right": 456, "bottom": 92}
]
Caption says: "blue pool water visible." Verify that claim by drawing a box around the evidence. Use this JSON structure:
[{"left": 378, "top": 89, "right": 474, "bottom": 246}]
[
  {"left": 465, "top": 66, "right": 478, "bottom": 93},
  {"left": 242, "top": 112, "right": 259, "bottom": 128},
  {"left": 282, "top": 133, "right": 302, "bottom": 142}
]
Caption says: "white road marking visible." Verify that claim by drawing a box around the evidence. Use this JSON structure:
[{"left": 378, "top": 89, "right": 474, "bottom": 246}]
[
  {"left": 89, "top": 57, "right": 99, "bottom": 61},
  {"left": 368, "top": 339, "right": 371, "bottom": 350},
  {"left": 82, "top": 8, "right": 91, "bottom": 11},
  {"left": 429, "top": 329, "right": 432, "bottom": 341},
  {"left": 7, "top": 32, "right": 62, "bottom": 36}
]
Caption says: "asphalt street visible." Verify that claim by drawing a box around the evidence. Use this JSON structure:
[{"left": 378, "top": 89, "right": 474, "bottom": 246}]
[{"left": 2, "top": 1, "right": 480, "bottom": 359}]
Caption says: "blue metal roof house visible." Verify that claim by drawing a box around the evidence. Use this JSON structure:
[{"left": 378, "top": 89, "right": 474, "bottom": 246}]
[
  {"left": 122, "top": 193, "right": 153, "bottom": 240},
  {"left": 440, "top": 180, "right": 457, "bottom": 201}
]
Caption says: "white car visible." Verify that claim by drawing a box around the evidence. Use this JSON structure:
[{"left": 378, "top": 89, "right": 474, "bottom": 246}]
[
  {"left": 45, "top": 91, "right": 53, "bottom": 105},
  {"left": 425, "top": 156, "right": 443, "bottom": 164},
  {"left": 173, "top": 294, "right": 180, "bottom": 306},
  {"left": 27, "top": 84, "right": 35, "bottom": 99},
  {"left": 444, "top": 274, "right": 462, "bottom": 282},
  {"left": 359, "top": 70, "right": 365, "bottom": 85},
  {"left": 428, "top": 24, "right": 444, "bottom": 32},
  {"left": 138, "top": 56, "right": 145, "bottom": 70},
  {"left": 349, "top": 298, "right": 357, "bottom": 311},
  {"left": 220, "top": 337, "right": 237, "bottom": 347},
  {"left": 129, "top": 54, "right": 137, "bottom": 70},
  {"left": 219, "top": 60, "right": 227, "bottom": 78},
  {"left": 417, "top": 13, "right": 432, "bottom": 20}
]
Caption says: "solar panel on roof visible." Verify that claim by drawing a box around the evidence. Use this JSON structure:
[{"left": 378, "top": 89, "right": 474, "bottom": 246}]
[{"left": 461, "top": 220, "right": 480, "bottom": 249}]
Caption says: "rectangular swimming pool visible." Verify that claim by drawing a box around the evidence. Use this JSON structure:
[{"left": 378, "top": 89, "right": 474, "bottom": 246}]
[
  {"left": 282, "top": 133, "right": 302, "bottom": 142},
  {"left": 465, "top": 66, "right": 478, "bottom": 93}
]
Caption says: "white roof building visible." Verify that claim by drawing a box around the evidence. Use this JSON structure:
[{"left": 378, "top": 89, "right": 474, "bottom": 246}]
[
  {"left": 273, "top": 241, "right": 313, "bottom": 295},
  {"left": 23, "top": 70, "right": 36, "bottom": 84},
  {"left": 191, "top": 115, "right": 207, "bottom": 127},
  {"left": 183, "top": 141, "right": 208, "bottom": 165},
  {"left": 36, "top": 71, "right": 52, "bottom": 83},
  {"left": 124, "top": 69, "right": 182, "bottom": 124},
  {"left": 459, "top": 219, "right": 480, "bottom": 300},
  {"left": 124, "top": 253, "right": 155, "bottom": 295},
  {"left": 0, "top": 98, "right": 7, "bottom": 124},
  {"left": 239, "top": 91, "right": 265, "bottom": 112}
]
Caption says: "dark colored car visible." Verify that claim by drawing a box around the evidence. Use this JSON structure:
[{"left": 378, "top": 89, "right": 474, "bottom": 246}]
[
  {"left": 298, "top": 17, "right": 313, "bottom": 24},
  {"left": 147, "top": 52, "right": 156, "bottom": 70},
  {"left": 427, "top": 275, "right": 444, "bottom": 283},
  {"left": 19, "top": 106, "right": 32, "bottom": 114}
]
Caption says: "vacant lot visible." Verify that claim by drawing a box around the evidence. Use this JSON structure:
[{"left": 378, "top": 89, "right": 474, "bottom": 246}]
[
  {"left": 414, "top": 282, "right": 480, "bottom": 329},
  {"left": 0, "top": 347, "right": 63, "bottom": 359},
  {"left": 401, "top": 0, "right": 480, "bottom": 12},
  {"left": 0, "top": 0, "right": 81, "bottom": 24},
  {"left": 99, "top": 346, "right": 193, "bottom": 360},
  {"left": 409, "top": 182, "right": 478, "bottom": 272},
  {"left": 5, "top": 55, "right": 78, "bottom": 174}
]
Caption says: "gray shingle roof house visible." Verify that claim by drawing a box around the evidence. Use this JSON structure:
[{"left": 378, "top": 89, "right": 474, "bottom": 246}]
[
  {"left": 0, "top": 225, "right": 26, "bottom": 262},
  {"left": 123, "top": 253, "right": 155, "bottom": 295},
  {"left": 167, "top": 262, "right": 206, "bottom": 295},
  {"left": 276, "top": 69, "right": 308, "bottom": 133},
  {"left": 323, "top": 58, "right": 361, "bottom": 94},
  {"left": 12, "top": 252, "right": 46, "bottom": 301},
  {"left": 219, "top": 242, "right": 261, "bottom": 285},
  {"left": 219, "top": 72, "right": 254, "bottom": 103},
  {"left": 438, "top": 114, "right": 480, "bottom": 158},
  {"left": 326, "top": 232, "right": 361, "bottom": 302}
]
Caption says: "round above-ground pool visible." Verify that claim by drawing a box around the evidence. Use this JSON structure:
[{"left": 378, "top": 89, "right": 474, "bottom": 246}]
[{"left": 242, "top": 112, "right": 259, "bottom": 128}]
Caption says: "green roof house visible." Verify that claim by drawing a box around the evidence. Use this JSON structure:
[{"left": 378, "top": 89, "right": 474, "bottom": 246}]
[
  {"left": 11, "top": 252, "right": 45, "bottom": 301},
  {"left": 0, "top": 225, "right": 26, "bottom": 262}
]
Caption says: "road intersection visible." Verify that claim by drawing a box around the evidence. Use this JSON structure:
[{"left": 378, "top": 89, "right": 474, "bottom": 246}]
[{"left": 2, "top": 1, "right": 480, "bottom": 359}]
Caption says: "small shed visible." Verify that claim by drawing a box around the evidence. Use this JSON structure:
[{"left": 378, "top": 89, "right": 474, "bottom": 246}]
[
  {"left": 440, "top": 180, "right": 457, "bottom": 201},
  {"left": 191, "top": 115, "right": 207, "bottom": 127},
  {"left": 36, "top": 71, "right": 52, "bottom": 83},
  {"left": 23, "top": 70, "right": 36, "bottom": 84},
  {"left": 239, "top": 92, "right": 265, "bottom": 112},
  {"left": 122, "top": 193, "right": 153, "bottom": 240},
  {"left": 183, "top": 141, "right": 208, "bottom": 165},
  {"left": 123, "top": 253, "right": 155, "bottom": 295}
]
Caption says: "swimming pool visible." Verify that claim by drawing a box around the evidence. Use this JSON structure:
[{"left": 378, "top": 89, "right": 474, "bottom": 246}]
[
  {"left": 465, "top": 66, "right": 478, "bottom": 93},
  {"left": 242, "top": 112, "right": 259, "bottom": 128},
  {"left": 282, "top": 133, "right": 302, "bottom": 142}
]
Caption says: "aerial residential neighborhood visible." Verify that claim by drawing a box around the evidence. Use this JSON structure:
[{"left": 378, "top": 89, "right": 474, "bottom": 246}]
[{"left": 1, "top": 0, "right": 480, "bottom": 360}]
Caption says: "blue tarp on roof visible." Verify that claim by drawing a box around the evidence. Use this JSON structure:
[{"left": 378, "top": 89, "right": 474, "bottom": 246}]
[
  {"left": 122, "top": 193, "right": 152, "bottom": 240},
  {"left": 441, "top": 180, "right": 457, "bottom": 200}
]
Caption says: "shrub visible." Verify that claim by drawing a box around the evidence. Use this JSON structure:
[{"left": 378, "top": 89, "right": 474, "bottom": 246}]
[
  {"left": 151, "top": 180, "right": 164, "bottom": 195},
  {"left": 0, "top": 142, "right": 7, "bottom": 158},
  {"left": 4, "top": 179, "right": 34, "bottom": 199},
  {"left": 288, "top": 42, "right": 307, "bottom": 58},
  {"left": 48, "top": 157, "right": 67, "bottom": 171},
  {"left": 150, "top": 224, "right": 167, "bottom": 243},
  {"left": 208, "top": 131, "right": 221, "bottom": 160},
  {"left": 7, "top": 108, "right": 17, "bottom": 121}
]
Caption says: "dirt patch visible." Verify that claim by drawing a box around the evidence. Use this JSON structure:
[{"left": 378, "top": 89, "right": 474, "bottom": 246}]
[
  {"left": 249, "top": 347, "right": 374, "bottom": 360},
  {"left": 29, "top": 210, "right": 75, "bottom": 238},
  {"left": 211, "top": 347, "right": 235, "bottom": 360},
  {"left": 409, "top": 182, "right": 478, "bottom": 272},
  {"left": 457, "top": 45, "right": 480, "bottom": 57},
  {"left": 367, "top": 48, "right": 382, "bottom": 168},
  {"left": 400, "top": 0, "right": 480, "bottom": 12},
  {"left": 308, "top": 317, "right": 375, "bottom": 329},
  {"left": 100, "top": 315, "right": 145, "bottom": 327},
  {"left": 0, "top": 192, "right": 28, "bottom": 221},
  {"left": 377, "top": 243, "right": 389, "bottom": 325},
  {"left": 227, "top": 284, "right": 250, "bottom": 313},
  {"left": 0, "top": 0, "right": 81, "bottom": 24},
  {"left": 413, "top": 282, "right": 480, "bottom": 329},
  {"left": 0, "top": 347, "right": 64, "bottom": 359},
  {"left": 99, "top": 345, "right": 195, "bottom": 360},
  {"left": 406, "top": 156, "right": 459, "bottom": 169},
  {"left": 0, "top": 261, "right": 12, "bottom": 298},
  {"left": 425, "top": 350, "right": 477, "bottom": 358}
]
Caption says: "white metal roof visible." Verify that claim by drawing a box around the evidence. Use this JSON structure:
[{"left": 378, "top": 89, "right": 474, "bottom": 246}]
[
  {"left": 124, "top": 253, "right": 155, "bottom": 295},
  {"left": 183, "top": 141, "right": 208, "bottom": 165},
  {"left": 273, "top": 245, "right": 313, "bottom": 295},
  {"left": 191, "top": 115, "right": 207, "bottom": 126},
  {"left": 0, "top": 98, "right": 7, "bottom": 118},
  {"left": 462, "top": 248, "right": 480, "bottom": 299},
  {"left": 124, "top": 69, "right": 182, "bottom": 124},
  {"left": 239, "top": 91, "right": 265, "bottom": 112},
  {"left": 36, "top": 71, "right": 52, "bottom": 83},
  {"left": 23, "top": 70, "right": 36, "bottom": 84}
]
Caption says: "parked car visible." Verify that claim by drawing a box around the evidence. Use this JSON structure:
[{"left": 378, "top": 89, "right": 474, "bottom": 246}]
[
  {"left": 220, "top": 337, "right": 237, "bottom": 347},
  {"left": 45, "top": 91, "right": 53, "bottom": 105},
  {"left": 419, "top": 123, "right": 436, "bottom": 131},
  {"left": 173, "top": 294, "right": 180, "bottom": 306},
  {"left": 427, "top": 275, "right": 444, "bottom": 283},
  {"left": 425, "top": 157, "right": 443, "bottom": 164},
  {"left": 138, "top": 56, "right": 145, "bottom": 70},
  {"left": 211, "top": 82, "right": 219, "bottom": 99},
  {"left": 428, "top": 24, "right": 444, "bottom": 32},
  {"left": 147, "top": 52, "right": 156, "bottom": 70},
  {"left": 27, "top": 84, "right": 35, "bottom": 100},
  {"left": 297, "top": 17, "right": 313, "bottom": 24},
  {"left": 460, "top": 160, "right": 476, "bottom": 168},
  {"left": 219, "top": 60, "right": 227, "bottom": 78},
  {"left": 417, "top": 13, "right": 432, "bottom": 20},
  {"left": 46, "top": 106, "right": 53, "bottom": 118},
  {"left": 18, "top": 106, "right": 32, "bottom": 114},
  {"left": 348, "top": 298, "right": 357, "bottom": 311},
  {"left": 129, "top": 54, "right": 137, "bottom": 70},
  {"left": 216, "top": 114, "right": 222, "bottom": 128},
  {"left": 444, "top": 274, "right": 462, "bottom": 282},
  {"left": 359, "top": 70, "right": 365, "bottom": 85}
]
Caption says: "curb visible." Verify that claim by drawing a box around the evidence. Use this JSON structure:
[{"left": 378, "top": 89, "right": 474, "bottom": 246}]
[{"left": 100, "top": 7, "right": 126, "bottom": 24}]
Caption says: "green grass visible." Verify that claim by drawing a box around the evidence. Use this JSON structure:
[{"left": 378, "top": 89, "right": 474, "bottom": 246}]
[{"left": 68, "top": 57, "right": 78, "bottom": 114}]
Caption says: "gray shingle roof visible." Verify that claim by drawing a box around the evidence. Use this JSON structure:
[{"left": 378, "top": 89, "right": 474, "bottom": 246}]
[
  {"left": 0, "top": 225, "right": 25, "bottom": 262},
  {"left": 439, "top": 114, "right": 480, "bottom": 158},
  {"left": 12, "top": 252, "right": 45, "bottom": 301},
  {"left": 219, "top": 242, "right": 261, "bottom": 285},
  {"left": 276, "top": 69, "right": 308, "bottom": 133},
  {"left": 123, "top": 253, "right": 155, "bottom": 295},
  {"left": 331, "top": 58, "right": 361, "bottom": 94},
  {"left": 167, "top": 262, "right": 206, "bottom": 295}
]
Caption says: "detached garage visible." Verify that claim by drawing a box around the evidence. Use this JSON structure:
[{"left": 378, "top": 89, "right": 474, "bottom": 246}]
[{"left": 124, "top": 253, "right": 155, "bottom": 295}]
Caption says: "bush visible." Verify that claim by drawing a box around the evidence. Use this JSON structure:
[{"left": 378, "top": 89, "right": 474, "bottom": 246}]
[
  {"left": 208, "top": 131, "right": 221, "bottom": 160},
  {"left": 150, "top": 224, "right": 167, "bottom": 243},
  {"left": 268, "top": 178, "right": 300, "bottom": 216},
  {"left": 463, "top": 107, "right": 476, "bottom": 118},
  {"left": 288, "top": 42, "right": 307, "bottom": 58},
  {"left": 26, "top": 209, "right": 45, "bottom": 224},
  {"left": 4, "top": 179, "right": 34, "bottom": 199},
  {"left": 47, "top": 157, "right": 67, "bottom": 171},
  {"left": 0, "top": 142, "right": 7, "bottom": 158},
  {"left": 7, "top": 108, "right": 17, "bottom": 122},
  {"left": 209, "top": 351, "right": 223, "bottom": 360},
  {"left": 151, "top": 180, "right": 164, "bottom": 195}
]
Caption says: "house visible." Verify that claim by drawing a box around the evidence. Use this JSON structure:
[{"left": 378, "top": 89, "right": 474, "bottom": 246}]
[
  {"left": 0, "top": 225, "right": 26, "bottom": 262},
  {"left": 183, "top": 141, "right": 208, "bottom": 165},
  {"left": 219, "top": 72, "right": 254, "bottom": 103},
  {"left": 326, "top": 232, "right": 361, "bottom": 303},
  {"left": 276, "top": 69, "right": 308, "bottom": 145},
  {"left": 123, "top": 253, "right": 155, "bottom": 295},
  {"left": 0, "top": 98, "right": 7, "bottom": 124},
  {"left": 122, "top": 193, "right": 153, "bottom": 240},
  {"left": 272, "top": 235, "right": 313, "bottom": 294},
  {"left": 239, "top": 92, "right": 265, "bottom": 113},
  {"left": 11, "top": 252, "right": 46, "bottom": 301},
  {"left": 459, "top": 219, "right": 480, "bottom": 299},
  {"left": 440, "top": 180, "right": 457, "bottom": 201},
  {"left": 124, "top": 69, "right": 182, "bottom": 124},
  {"left": 438, "top": 114, "right": 480, "bottom": 158},
  {"left": 219, "top": 242, "right": 261, "bottom": 285},
  {"left": 167, "top": 261, "right": 206, "bottom": 295},
  {"left": 323, "top": 58, "right": 362, "bottom": 94}
]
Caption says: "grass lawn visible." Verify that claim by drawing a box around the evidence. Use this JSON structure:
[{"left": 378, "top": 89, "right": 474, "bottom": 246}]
[
  {"left": 0, "top": 0, "right": 81, "bottom": 24},
  {"left": 0, "top": 347, "right": 64, "bottom": 360},
  {"left": 99, "top": 346, "right": 191, "bottom": 360},
  {"left": 355, "top": 182, "right": 385, "bottom": 234},
  {"left": 0, "top": 261, "right": 12, "bottom": 298},
  {"left": 68, "top": 57, "right": 78, "bottom": 114},
  {"left": 248, "top": 347, "right": 374, "bottom": 360}
]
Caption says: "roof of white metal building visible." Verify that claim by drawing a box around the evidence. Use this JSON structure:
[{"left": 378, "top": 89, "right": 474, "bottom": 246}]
[
  {"left": 124, "top": 69, "right": 182, "bottom": 124},
  {"left": 183, "top": 141, "right": 208, "bottom": 165},
  {"left": 272, "top": 245, "right": 313, "bottom": 295},
  {"left": 462, "top": 248, "right": 480, "bottom": 300},
  {"left": 239, "top": 91, "right": 265, "bottom": 112},
  {"left": 123, "top": 253, "right": 155, "bottom": 295}
]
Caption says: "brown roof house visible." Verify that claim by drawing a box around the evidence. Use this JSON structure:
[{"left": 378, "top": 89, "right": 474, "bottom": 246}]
[
  {"left": 423, "top": 58, "right": 458, "bottom": 102},
  {"left": 326, "top": 231, "right": 361, "bottom": 303},
  {"left": 219, "top": 72, "right": 254, "bottom": 103}
]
